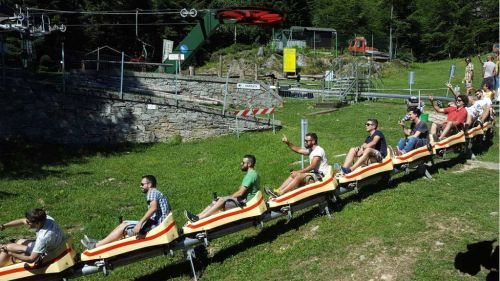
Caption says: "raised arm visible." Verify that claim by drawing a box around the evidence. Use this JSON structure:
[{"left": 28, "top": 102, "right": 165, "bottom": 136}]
[
  {"left": 282, "top": 135, "right": 309, "bottom": 155},
  {"left": 429, "top": 96, "right": 445, "bottom": 113}
]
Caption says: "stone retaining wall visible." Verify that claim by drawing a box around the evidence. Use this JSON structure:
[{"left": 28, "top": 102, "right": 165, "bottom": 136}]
[{"left": 1, "top": 72, "right": 282, "bottom": 144}]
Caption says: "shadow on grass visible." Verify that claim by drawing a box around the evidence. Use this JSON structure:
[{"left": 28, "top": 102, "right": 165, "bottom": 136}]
[
  {"left": 335, "top": 155, "right": 468, "bottom": 211},
  {"left": 133, "top": 207, "right": 322, "bottom": 280},
  {"left": 0, "top": 139, "right": 153, "bottom": 180},
  {"left": 0, "top": 190, "right": 18, "bottom": 199},
  {"left": 454, "top": 239, "right": 499, "bottom": 281}
]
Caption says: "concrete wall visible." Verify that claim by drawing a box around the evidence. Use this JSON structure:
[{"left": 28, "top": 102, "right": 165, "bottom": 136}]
[{"left": 0, "top": 71, "right": 282, "bottom": 144}]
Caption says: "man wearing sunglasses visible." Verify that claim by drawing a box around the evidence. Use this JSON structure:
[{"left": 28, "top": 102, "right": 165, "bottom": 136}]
[
  {"left": 0, "top": 208, "right": 67, "bottom": 267},
  {"left": 81, "top": 175, "right": 170, "bottom": 249},
  {"left": 265, "top": 133, "right": 328, "bottom": 197},
  {"left": 429, "top": 95, "right": 468, "bottom": 141},
  {"left": 340, "top": 119, "right": 387, "bottom": 175}
]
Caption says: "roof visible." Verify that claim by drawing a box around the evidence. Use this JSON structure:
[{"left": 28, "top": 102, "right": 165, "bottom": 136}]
[{"left": 290, "top": 26, "right": 336, "bottom": 33}]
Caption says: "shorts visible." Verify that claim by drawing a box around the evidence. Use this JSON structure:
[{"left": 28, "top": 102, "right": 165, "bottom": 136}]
[
  {"left": 207, "top": 196, "right": 245, "bottom": 211},
  {"left": 24, "top": 240, "right": 35, "bottom": 256},
  {"left": 123, "top": 220, "right": 157, "bottom": 237},
  {"left": 465, "top": 82, "right": 472, "bottom": 89},
  {"left": 368, "top": 149, "right": 383, "bottom": 163}
]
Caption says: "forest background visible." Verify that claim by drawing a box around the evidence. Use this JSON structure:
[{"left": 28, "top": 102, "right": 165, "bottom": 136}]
[{"left": 0, "top": 0, "right": 498, "bottom": 67}]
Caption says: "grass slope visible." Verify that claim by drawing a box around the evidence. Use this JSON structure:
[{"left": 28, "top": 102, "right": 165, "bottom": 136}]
[{"left": 0, "top": 61, "right": 498, "bottom": 281}]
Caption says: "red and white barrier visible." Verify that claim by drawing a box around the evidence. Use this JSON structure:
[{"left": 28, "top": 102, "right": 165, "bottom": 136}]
[{"left": 233, "top": 107, "right": 275, "bottom": 117}]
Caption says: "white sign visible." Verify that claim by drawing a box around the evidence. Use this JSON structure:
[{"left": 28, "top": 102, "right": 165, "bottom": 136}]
[
  {"left": 237, "top": 83, "right": 261, "bottom": 90},
  {"left": 162, "top": 39, "right": 174, "bottom": 62},
  {"left": 408, "top": 71, "right": 415, "bottom": 85},
  {"left": 324, "top": 70, "right": 335, "bottom": 82},
  {"left": 147, "top": 104, "right": 157, "bottom": 110},
  {"left": 168, "top": 53, "right": 185, "bottom": 61}
]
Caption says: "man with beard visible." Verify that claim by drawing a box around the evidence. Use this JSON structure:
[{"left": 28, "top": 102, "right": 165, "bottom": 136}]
[
  {"left": 81, "top": 175, "right": 171, "bottom": 249},
  {"left": 185, "top": 155, "right": 260, "bottom": 222},
  {"left": 265, "top": 133, "right": 329, "bottom": 197}
]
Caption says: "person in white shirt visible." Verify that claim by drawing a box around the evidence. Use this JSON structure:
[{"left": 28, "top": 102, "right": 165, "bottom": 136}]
[
  {"left": 478, "top": 54, "right": 496, "bottom": 90},
  {"left": 0, "top": 209, "right": 66, "bottom": 267},
  {"left": 265, "top": 133, "right": 328, "bottom": 198}
]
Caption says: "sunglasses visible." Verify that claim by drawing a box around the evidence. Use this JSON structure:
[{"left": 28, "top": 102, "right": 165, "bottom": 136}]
[
  {"left": 365, "top": 123, "right": 373, "bottom": 126},
  {"left": 456, "top": 99, "right": 463, "bottom": 102}
]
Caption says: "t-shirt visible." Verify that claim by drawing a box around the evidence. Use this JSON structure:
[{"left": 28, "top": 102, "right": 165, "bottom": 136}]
[
  {"left": 444, "top": 106, "right": 467, "bottom": 123},
  {"left": 364, "top": 130, "right": 387, "bottom": 158},
  {"left": 146, "top": 188, "right": 171, "bottom": 226},
  {"left": 411, "top": 121, "right": 428, "bottom": 139},
  {"left": 466, "top": 98, "right": 492, "bottom": 117},
  {"left": 241, "top": 169, "right": 260, "bottom": 202},
  {"left": 32, "top": 216, "right": 66, "bottom": 259},
  {"left": 308, "top": 145, "right": 329, "bottom": 175},
  {"left": 483, "top": 61, "right": 496, "bottom": 78}
]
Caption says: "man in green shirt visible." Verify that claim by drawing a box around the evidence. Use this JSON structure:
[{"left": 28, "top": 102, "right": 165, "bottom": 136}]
[{"left": 185, "top": 155, "right": 259, "bottom": 222}]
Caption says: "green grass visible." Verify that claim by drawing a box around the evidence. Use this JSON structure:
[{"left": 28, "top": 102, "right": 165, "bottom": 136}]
[
  {"left": 379, "top": 58, "right": 484, "bottom": 96},
  {"left": 0, "top": 63, "right": 498, "bottom": 280},
  {"left": 0, "top": 53, "right": 499, "bottom": 280}
]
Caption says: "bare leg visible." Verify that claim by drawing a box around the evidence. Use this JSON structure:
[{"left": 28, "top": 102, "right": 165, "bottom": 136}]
[
  {"left": 95, "top": 222, "right": 128, "bottom": 247},
  {"left": 198, "top": 197, "right": 228, "bottom": 219},
  {"left": 439, "top": 122, "right": 454, "bottom": 139},
  {"left": 351, "top": 148, "right": 377, "bottom": 170},
  {"left": 0, "top": 240, "right": 30, "bottom": 267},
  {"left": 343, "top": 147, "right": 359, "bottom": 168},
  {"left": 278, "top": 175, "right": 295, "bottom": 190},
  {"left": 278, "top": 173, "right": 305, "bottom": 194},
  {"left": 430, "top": 123, "right": 438, "bottom": 135}
]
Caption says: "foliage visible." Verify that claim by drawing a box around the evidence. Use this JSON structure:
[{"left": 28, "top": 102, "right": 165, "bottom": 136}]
[{"left": 0, "top": 0, "right": 498, "bottom": 69}]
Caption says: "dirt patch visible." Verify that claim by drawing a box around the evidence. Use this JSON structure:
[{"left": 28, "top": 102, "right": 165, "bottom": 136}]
[
  {"left": 311, "top": 238, "right": 421, "bottom": 281},
  {"left": 453, "top": 160, "right": 499, "bottom": 173}
]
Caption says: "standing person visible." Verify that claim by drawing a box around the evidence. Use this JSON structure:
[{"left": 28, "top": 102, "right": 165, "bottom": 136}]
[
  {"left": 477, "top": 54, "right": 496, "bottom": 90},
  {"left": 265, "top": 133, "right": 329, "bottom": 197},
  {"left": 81, "top": 175, "right": 171, "bottom": 249},
  {"left": 463, "top": 57, "right": 474, "bottom": 94},
  {"left": 395, "top": 108, "right": 429, "bottom": 156},
  {"left": 429, "top": 95, "right": 468, "bottom": 141},
  {"left": 0, "top": 209, "right": 67, "bottom": 267},
  {"left": 339, "top": 119, "right": 387, "bottom": 175},
  {"left": 185, "top": 155, "right": 259, "bottom": 222}
]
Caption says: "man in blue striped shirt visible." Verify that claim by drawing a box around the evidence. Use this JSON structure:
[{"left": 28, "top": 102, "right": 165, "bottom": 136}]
[{"left": 81, "top": 175, "right": 170, "bottom": 249}]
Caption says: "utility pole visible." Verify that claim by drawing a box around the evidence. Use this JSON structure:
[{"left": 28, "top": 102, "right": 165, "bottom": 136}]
[{"left": 389, "top": 4, "right": 393, "bottom": 61}]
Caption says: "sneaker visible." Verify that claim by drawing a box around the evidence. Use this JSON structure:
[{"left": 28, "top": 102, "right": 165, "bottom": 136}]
[
  {"left": 333, "top": 163, "right": 341, "bottom": 172},
  {"left": 341, "top": 166, "right": 352, "bottom": 175},
  {"left": 184, "top": 210, "right": 199, "bottom": 223},
  {"left": 80, "top": 239, "right": 97, "bottom": 250},
  {"left": 265, "top": 186, "right": 279, "bottom": 198},
  {"left": 83, "top": 234, "right": 98, "bottom": 244}
]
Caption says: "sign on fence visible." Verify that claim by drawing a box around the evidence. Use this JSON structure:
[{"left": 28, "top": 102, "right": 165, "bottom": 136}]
[
  {"left": 162, "top": 40, "right": 174, "bottom": 62},
  {"left": 237, "top": 83, "right": 261, "bottom": 90},
  {"left": 168, "top": 53, "right": 185, "bottom": 61}
]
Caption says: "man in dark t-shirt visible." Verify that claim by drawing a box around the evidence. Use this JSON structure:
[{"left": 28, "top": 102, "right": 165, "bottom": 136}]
[
  {"left": 340, "top": 118, "right": 387, "bottom": 175},
  {"left": 396, "top": 108, "right": 429, "bottom": 155}
]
